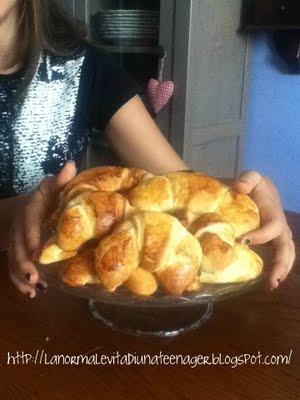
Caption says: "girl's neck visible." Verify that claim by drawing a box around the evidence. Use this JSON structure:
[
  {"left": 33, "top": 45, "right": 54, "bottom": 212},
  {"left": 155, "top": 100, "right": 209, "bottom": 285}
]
[{"left": 0, "top": 7, "right": 21, "bottom": 75}]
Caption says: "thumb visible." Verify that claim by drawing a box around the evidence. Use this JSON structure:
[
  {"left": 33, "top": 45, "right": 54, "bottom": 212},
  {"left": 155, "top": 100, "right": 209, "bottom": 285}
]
[
  {"left": 233, "top": 170, "right": 263, "bottom": 195},
  {"left": 54, "top": 161, "right": 77, "bottom": 191},
  {"left": 39, "top": 161, "right": 77, "bottom": 196},
  {"left": 25, "top": 161, "right": 77, "bottom": 258}
]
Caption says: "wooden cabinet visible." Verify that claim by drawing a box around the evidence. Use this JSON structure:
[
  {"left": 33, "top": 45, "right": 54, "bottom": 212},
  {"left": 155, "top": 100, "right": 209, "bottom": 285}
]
[
  {"left": 62, "top": 0, "right": 251, "bottom": 177},
  {"left": 171, "top": 0, "right": 251, "bottom": 177}
]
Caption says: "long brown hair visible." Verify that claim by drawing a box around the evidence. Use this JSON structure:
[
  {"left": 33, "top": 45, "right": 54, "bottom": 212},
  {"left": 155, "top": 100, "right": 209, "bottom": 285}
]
[{"left": 18, "top": 0, "right": 85, "bottom": 96}]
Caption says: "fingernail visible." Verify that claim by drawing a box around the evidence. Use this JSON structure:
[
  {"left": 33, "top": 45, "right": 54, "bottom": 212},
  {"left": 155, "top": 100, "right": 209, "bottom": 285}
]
[
  {"left": 242, "top": 238, "right": 251, "bottom": 245},
  {"left": 35, "top": 282, "right": 48, "bottom": 293},
  {"left": 28, "top": 292, "right": 35, "bottom": 299},
  {"left": 25, "top": 273, "right": 31, "bottom": 282},
  {"left": 270, "top": 279, "right": 281, "bottom": 291},
  {"left": 66, "top": 160, "right": 77, "bottom": 173},
  {"left": 239, "top": 178, "right": 249, "bottom": 184}
]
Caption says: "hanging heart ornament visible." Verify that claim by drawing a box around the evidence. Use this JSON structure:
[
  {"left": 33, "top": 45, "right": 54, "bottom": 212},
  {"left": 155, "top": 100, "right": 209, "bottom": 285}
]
[{"left": 147, "top": 79, "right": 174, "bottom": 114}]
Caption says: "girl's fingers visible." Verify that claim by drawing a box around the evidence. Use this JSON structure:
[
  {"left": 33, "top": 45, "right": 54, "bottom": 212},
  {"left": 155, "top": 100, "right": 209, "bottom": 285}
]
[
  {"left": 233, "top": 170, "right": 263, "bottom": 195},
  {"left": 9, "top": 269, "right": 36, "bottom": 298},
  {"left": 269, "top": 232, "right": 294, "bottom": 289},
  {"left": 241, "top": 217, "right": 284, "bottom": 245},
  {"left": 224, "top": 170, "right": 295, "bottom": 290},
  {"left": 234, "top": 172, "right": 283, "bottom": 212},
  {"left": 286, "top": 225, "right": 293, "bottom": 239},
  {"left": 39, "top": 161, "right": 76, "bottom": 196},
  {"left": 55, "top": 161, "right": 77, "bottom": 188},
  {"left": 9, "top": 216, "right": 40, "bottom": 287},
  {"left": 286, "top": 239, "right": 296, "bottom": 276},
  {"left": 11, "top": 257, "right": 40, "bottom": 287},
  {"left": 24, "top": 190, "right": 47, "bottom": 259},
  {"left": 24, "top": 161, "right": 77, "bottom": 258}
]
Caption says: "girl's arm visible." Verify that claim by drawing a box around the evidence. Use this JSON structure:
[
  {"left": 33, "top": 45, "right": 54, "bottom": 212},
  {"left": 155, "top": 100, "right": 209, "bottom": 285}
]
[{"left": 105, "top": 95, "right": 188, "bottom": 174}]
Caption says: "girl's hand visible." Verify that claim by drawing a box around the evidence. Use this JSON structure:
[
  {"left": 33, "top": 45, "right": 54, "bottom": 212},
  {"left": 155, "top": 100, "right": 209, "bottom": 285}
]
[
  {"left": 233, "top": 171, "right": 295, "bottom": 290},
  {"left": 8, "top": 162, "right": 76, "bottom": 298}
]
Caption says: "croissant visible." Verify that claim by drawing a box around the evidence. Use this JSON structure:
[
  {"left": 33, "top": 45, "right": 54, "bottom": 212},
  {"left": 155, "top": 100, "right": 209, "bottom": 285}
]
[
  {"left": 95, "top": 211, "right": 202, "bottom": 295},
  {"left": 57, "top": 166, "right": 152, "bottom": 211},
  {"left": 126, "top": 267, "right": 159, "bottom": 296},
  {"left": 48, "top": 166, "right": 152, "bottom": 231},
  {"left": 39, "top": 191, "right": 133, "bottom": 264},
  {"left": 60, "top": 211, "right": 263, "bottom": 294},
  {"left": 127, "top": 171, "right": 260, "bottom": 238},
  {"left": 60, "top": 250, "right": 159, "bottom": 296},
  {"left": 61, "top": 211, "right": 202, "bottom": 296},
  {"left": 200, "top": 243, "right": 263, "bottom": 284},
  {"left": 190, "top": 213, "right": 235, "bottom": 273},
  {"left": 60, "top": 249, "right": 99, "bottom": 287},
  {"left": 39, "top": 167, "right": 263, "bottom": 296}
]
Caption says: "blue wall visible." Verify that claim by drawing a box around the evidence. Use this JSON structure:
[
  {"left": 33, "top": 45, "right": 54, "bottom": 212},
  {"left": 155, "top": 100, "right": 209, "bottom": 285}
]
[{"left": 244, "top": 33, "right": 300, "bottom": 213}]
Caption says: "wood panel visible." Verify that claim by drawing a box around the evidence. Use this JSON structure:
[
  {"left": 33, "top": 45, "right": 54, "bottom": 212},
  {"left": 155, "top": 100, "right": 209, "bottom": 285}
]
[
  {"left": 187, "top": 0, "right": 247, "bottom": 128},
  {"left": 169, "top": 0, "right": 192, "bottom": 156},
  {"left": 157, "top": 0, "right": 176, "bottom": 139},
  {"left": 186, "top": 0, "right": 248, "bottom": 176},
  {"left": 171, "top": 0, "right": 251, "bottom": 177},
  {"left": 190, "top": 136, "right": 239, "bottom": 176}
]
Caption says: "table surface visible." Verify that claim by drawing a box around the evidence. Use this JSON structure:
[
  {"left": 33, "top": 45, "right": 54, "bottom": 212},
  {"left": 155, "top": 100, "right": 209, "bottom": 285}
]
[{"left": 0, "top": 212, "right": 299, "bottom": 400}]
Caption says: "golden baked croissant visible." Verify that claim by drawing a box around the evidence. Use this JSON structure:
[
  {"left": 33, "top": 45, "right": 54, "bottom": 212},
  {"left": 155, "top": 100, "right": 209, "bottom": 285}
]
[
  {"left": 190, "top": 213, "right": 235, "bottom": 273},
  {"left": 60, "top": 249, "right": 99, "bottom": 287},
  {"left": 48, "top": 166, "right": 152, "bottom": 231},
  {"left": 39, "top": 191, "right": 133, "bottom": 264},
  {"left": 125, "top": 268, "right": 159, "bottom": 296},
  {"left": 61, "top": 211, "right": 202, "bottom": 296},
  {"left": 41, "top": 167, "right": 152, "bottom": 264},
  {"left": 200, "top": 243, "right": 263, "bottom": 284},
  {"left": 39, "top": 167, "right": 263, "bottom": 296},
  {"left": 96, "top": 211, "right": 203, "bottom": 295},
  {"left": 57, "top": 166, "right": 152, "bottom": 212},
  {"left": 60, "top": 251, "right": 159, "bottom": 296},
  {"left": 59, "top": 211, "right": 263, "bottom": 295},
  {"left": 127, "top": 171, "right": 260, "bottom": 238}
]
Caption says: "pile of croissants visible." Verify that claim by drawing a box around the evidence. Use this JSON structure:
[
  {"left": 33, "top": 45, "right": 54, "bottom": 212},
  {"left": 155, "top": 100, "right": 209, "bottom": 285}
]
[{"left": 39, "top": 167, "right": 263, "bottom": 296}]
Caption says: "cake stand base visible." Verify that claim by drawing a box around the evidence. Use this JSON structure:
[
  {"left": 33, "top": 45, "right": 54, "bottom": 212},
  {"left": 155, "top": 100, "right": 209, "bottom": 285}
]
[{"left": 88, "top": 299, "right": 213, "bottom": 338}]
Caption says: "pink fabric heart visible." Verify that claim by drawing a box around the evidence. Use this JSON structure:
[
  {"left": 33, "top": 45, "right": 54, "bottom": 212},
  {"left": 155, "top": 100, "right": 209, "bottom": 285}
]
[{"left": 147, "top": 79, "right": 174, "bottom": 114}]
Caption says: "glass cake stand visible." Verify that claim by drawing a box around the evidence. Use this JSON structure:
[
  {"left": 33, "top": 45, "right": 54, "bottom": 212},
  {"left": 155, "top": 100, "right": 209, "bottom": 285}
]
[{"left": 39, "top": 245, "right": 270, "bottom": 338}]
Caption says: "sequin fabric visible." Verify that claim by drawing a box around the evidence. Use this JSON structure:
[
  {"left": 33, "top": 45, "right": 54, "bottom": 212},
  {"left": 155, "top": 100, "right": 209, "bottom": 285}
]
[{"left": 0, "top": 48, "right": 89, "bottom": 197}]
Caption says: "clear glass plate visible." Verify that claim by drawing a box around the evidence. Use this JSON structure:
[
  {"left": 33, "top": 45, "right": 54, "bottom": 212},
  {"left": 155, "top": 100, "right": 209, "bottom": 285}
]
[{"left": 38, "top": 245, "right": 270, "bottom": 337}]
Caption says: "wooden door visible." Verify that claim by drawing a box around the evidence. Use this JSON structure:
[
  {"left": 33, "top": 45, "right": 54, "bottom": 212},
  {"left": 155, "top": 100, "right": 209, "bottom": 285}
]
[{"left": 170, "top": 0, "right": 251, "bottom": 178}]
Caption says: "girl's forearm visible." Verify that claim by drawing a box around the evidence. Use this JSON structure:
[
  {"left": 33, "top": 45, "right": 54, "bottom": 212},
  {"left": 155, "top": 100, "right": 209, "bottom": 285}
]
[{"left": 106, "top": 96, "right": 189, "bottom": 174}]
